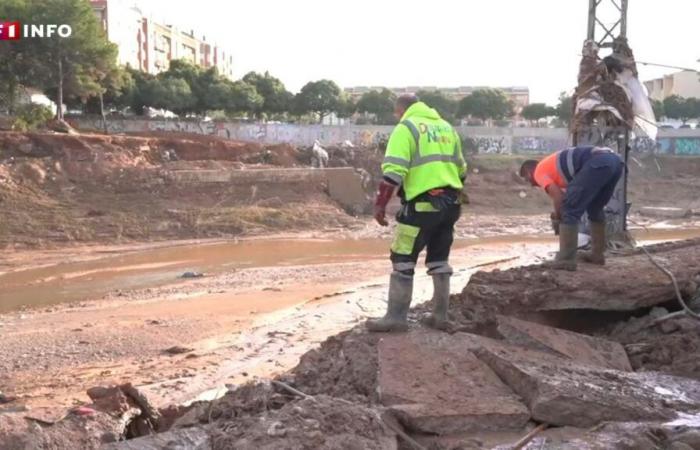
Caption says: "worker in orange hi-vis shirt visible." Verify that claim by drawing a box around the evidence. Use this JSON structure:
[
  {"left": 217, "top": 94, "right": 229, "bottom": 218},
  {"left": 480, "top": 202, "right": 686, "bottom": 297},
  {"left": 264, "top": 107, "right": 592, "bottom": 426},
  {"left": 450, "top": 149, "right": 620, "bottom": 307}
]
[{"left": 519, "top": 146, "right": 624, "bottom": 271}]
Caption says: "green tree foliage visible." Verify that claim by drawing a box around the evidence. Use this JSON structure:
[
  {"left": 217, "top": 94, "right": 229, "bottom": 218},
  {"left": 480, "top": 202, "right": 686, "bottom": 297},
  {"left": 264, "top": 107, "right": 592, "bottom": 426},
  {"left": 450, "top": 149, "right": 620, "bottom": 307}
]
[
  {"left": 521, "top": 103, "right": 555, "bottom": 124},
  {"left": 356, "top": 89, "right": 395, "bottom": 124},
  {"left": 663, "top": 95, "right": 700, "bottom": 123},
  {"left": 555, "top": 93, "right": 573, "bottom": 126},
  {"left": 12, "top": 104, "right": 54, "bottom": 131},
  {"left": 417, "top": 90, "right": 458, "bottom": 124},
  {"left": 242, "top": 71, "right": 293, "bottom": 119},
  {"left": 0, "top": 0, "right": 118, "bottom": 119},
  {"left": 650, "top": 99, "right": 665, "bottom": 120},
  {"left": 142, "top": 77, "right": 196, "bottom": 115},
  {"left": 294, "top": 80, "right": 342, "bottom": 123},
  {"left": 335, "top": 94, "right": 356, "bottom": 119},
  {"left": 457, "top": 89, "right": 513, "bottom": 122}
]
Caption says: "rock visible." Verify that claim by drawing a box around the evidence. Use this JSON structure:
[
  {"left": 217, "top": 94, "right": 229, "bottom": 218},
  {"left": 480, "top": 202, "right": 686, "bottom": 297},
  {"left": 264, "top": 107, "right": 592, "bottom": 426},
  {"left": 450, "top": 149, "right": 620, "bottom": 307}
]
[
  {"left": 377, "top": 330, "right": 530, "bottom": 434},
  {"left": 474, "top": 341, "right": 700, "bottom": 428},
  {"left": 0, "top": 393, "right": 17, "bottom": 404},
  {"left": 180, "top": 271, "right": 204, "bottom": 279},
  {"left": 496, "top": 315, "right": 632, "bottom": 371},
  {"left": 164, "top": 346, "right": 194, "bottom": 355},
  {"left": 266, "top": 421, "right": 286, "bottom": 437}
]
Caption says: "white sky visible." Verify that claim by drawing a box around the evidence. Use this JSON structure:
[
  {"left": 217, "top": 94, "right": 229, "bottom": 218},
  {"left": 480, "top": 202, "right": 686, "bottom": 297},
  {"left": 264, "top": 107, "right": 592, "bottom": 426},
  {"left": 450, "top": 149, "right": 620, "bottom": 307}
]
[{"left": 142, "top": 0, "right": 699, "bottom": 104}]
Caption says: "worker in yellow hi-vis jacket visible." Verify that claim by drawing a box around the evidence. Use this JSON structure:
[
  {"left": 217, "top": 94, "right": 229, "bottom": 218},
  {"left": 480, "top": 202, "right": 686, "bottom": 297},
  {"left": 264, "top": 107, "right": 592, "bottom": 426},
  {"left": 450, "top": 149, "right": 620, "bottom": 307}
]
[{"left": 367, "top": 94, "right": 467, "bottom": 333}]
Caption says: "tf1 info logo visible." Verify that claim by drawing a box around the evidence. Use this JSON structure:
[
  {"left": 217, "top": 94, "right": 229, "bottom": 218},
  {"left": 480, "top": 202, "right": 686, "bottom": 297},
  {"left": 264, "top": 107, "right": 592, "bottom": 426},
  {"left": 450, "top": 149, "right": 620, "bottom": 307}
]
[{"left": 0, "top": 22, "right": 73, "bottom": 40}]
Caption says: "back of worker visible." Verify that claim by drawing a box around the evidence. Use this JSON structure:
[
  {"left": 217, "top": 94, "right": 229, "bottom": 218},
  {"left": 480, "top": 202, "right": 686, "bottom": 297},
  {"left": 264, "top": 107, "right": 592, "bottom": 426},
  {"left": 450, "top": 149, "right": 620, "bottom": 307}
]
[
  {"left": 367, "top": 94, "right": 467, "bottom": 332},
  {"left": 520, "top": 145, "right": 624, "bottom": 271}
]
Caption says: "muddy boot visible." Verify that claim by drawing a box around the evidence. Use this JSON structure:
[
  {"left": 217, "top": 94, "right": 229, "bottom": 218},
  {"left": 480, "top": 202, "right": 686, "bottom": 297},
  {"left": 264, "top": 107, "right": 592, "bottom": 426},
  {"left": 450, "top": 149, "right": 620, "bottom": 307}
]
[
  {"left": 422, "top": 273, "right": 451, "bottom": 331},
  {"left": 543, "top": 223, "right": 578, "bottom": 271},
  {"left": 580, "top": 221, "right": 606, "bottom": 265},
  {"left": 366, "top": 272, "right": 413, "bottom": 332}
]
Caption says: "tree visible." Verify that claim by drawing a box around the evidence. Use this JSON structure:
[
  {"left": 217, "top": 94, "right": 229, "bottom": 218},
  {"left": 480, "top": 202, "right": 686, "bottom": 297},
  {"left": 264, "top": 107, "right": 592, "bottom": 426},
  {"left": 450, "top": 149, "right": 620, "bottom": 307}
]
[
  {"left": 356, "top": 89, "right": 395, "bottom": 124},
  {"left": 242, "top": 71, "right": 293, "bottom": 119},
  {"left": 142, "top": 78, "right": 196, "bottom": 115},
  {"left": 521, "top": 103, "right": 555, "bottom": 125},
  {"left": 555, "top": 93, "right": 573, "bottom": 126},
  {"left": 664, "top": 95, "right": 700, "bottom": 124},
  {"left": 227, "top": 80, "right": 264, "bottom": 115},
  {"left": 0, "top": 0, "right": 33, "bottom": 113},
  {"left": 335, "top": 94, "right": 356, "bottom": 120},
  {"left": 417, "top": 90, "right": 458, "bottom": 124},
  {"left": 457, "top": 89, "right": 513, "bottom": 122},
  {"left": 30, "top": 0, "right": 119, "bottom": 120},
  {"left": 0, "top": 0, "right": 118, "bottom": 119},
  {"left": 294, "top": 80, "right": 342, "bottom": 123},
  {"left": 651, "top": 98, "right": 665, "bottom": 120}
]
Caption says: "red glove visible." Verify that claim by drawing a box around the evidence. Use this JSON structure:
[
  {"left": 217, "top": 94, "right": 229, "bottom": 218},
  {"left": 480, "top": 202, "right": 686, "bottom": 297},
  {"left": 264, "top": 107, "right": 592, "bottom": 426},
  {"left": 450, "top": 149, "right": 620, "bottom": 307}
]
[{"left": 374, "top": 180, "right": 396, "bottom": 226}]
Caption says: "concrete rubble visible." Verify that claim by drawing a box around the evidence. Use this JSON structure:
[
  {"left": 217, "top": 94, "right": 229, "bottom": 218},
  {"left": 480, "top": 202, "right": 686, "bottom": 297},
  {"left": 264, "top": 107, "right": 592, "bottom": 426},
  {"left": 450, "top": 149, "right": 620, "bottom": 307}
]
[{"left": 377, "top": 330, "right": 530, "bottom": 434}]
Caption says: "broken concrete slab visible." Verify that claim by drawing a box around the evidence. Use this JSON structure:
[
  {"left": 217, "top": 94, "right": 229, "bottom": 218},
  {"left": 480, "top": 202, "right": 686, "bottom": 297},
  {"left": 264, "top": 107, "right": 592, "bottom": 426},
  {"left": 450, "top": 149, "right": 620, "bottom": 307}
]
[
  {"left": 460, "top": 238, "right": 700, "bottom": 320},
  {"left": 640, "top": 206, "right": 692, "bottom": 219},
  {"left": 475, "top": 342, "right": 700, "bottom": 428},
  {"left": 377, "top": 330, "right": 530, "bottom": 434},
  {"left": 496, "top": 315, "right": 632, "bottom": 371}
]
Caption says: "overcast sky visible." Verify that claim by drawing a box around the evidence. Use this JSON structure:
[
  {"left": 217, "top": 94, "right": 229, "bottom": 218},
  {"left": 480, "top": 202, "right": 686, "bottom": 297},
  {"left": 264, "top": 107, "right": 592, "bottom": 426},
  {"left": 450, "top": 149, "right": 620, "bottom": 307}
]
[{"left": 142, "top": 0, "right": 699, "bottom": 104}]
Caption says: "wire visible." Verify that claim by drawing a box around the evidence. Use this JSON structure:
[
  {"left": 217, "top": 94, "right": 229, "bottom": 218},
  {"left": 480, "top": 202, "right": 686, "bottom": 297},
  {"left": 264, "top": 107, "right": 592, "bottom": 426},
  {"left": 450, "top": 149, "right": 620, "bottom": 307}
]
[
  {"left": 640, "top": 245, "right": 700, "bottom": 322},
  {"left": 636, "top": 60, "right": 698, "bottom": 72}
]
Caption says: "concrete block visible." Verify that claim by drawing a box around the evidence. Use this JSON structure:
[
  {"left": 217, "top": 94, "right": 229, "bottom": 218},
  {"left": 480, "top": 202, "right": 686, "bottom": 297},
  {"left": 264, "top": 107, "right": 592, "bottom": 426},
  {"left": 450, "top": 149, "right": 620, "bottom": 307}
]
[
  {"left": 475, "top": 342, "right": 700, "bottom": 428},
  {"left": 496, "top": 315, "right": 632, "bottom": 371},
  {"left": 377, "top": 330, "right": 530, "bottom": 434}
]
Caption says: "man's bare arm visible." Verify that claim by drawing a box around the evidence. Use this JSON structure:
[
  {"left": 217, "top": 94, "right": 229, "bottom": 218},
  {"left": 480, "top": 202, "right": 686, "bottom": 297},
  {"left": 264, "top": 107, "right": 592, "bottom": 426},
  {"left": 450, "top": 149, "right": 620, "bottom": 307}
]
[{"left": 545, "top": 184, "right": 564, "bottom": 219}]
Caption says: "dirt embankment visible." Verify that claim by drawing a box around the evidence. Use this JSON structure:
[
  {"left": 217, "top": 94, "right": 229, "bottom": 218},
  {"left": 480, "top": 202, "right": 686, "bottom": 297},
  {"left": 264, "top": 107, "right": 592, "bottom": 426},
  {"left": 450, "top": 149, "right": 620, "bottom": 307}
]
[{"left": 0, "top": 132, "right": 360, "bottom": 248}]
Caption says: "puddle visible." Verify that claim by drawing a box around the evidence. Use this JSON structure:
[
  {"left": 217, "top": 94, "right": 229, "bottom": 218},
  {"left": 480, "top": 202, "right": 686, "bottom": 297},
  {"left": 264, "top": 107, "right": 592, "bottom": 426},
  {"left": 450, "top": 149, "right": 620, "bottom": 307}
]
[{"left": 1, "top": 228, "right": 699, "bottom": 314}]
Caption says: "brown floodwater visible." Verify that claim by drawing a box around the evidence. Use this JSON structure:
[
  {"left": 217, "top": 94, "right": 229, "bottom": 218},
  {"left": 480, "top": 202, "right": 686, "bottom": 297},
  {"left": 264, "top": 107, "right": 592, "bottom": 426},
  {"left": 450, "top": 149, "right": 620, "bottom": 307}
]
[{"left": 1, "top": 228, "right": 699, "bottom": 313}]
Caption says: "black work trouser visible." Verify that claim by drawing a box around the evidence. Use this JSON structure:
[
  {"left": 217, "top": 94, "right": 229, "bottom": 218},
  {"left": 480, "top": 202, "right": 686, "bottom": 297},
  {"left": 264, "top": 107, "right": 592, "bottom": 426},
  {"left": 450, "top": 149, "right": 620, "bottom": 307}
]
[{"left": 389, "top": 194, "right": 461, "bottom": 277}]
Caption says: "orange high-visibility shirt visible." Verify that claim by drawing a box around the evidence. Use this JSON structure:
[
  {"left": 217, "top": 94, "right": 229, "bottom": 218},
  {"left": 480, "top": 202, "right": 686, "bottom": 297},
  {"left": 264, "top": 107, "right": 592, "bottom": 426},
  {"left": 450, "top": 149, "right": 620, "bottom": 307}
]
[{"left": 534, "top": 152, "right": 565, "bottom": 190}]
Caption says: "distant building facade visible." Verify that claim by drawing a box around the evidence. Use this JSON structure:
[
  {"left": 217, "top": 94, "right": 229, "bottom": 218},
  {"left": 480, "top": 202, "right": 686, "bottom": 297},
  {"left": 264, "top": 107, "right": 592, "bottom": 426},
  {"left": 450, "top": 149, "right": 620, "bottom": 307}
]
[
  {"left": 644, "top": 70, "right": 700, "bottom": 101},
  {"left": 344, "top": 86, "right": 530, "bottom": 113},
  {"left": 90, "top": 0, "right": 234, "bottom": 79}
]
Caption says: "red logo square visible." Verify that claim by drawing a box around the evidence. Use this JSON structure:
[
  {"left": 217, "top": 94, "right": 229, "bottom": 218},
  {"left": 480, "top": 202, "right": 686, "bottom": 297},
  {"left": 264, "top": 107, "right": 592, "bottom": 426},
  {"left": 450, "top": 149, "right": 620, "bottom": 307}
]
[{"left": 0, "top": 22, "right": 21, "bottom": 40}]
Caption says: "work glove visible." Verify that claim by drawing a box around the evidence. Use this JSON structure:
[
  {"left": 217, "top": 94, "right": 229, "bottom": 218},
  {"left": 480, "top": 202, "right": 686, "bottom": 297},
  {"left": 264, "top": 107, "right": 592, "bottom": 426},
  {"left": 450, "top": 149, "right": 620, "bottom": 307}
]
[
  {"left": 374, "top": 180, "right": 396, "bottom": 227},
  {"left": 550, "top": 212, "right": 561, "bottom": 236}
]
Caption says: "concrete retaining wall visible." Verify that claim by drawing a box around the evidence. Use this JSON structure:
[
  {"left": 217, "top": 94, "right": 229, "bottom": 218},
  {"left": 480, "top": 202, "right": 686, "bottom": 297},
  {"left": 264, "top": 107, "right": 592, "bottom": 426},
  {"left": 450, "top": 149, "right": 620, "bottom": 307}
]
[{"left": 71, "top": 117, "right": 700, "bottom": 156}]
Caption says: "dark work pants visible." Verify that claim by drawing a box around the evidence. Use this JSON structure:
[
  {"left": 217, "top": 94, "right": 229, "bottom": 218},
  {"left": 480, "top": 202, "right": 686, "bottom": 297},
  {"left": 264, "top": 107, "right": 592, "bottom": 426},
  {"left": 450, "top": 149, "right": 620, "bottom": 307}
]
[
  {"left": 562, "top": 152, "right": 624, "bottom": 225},
  {"left": 389, "top": 199, "right": 461, "bottom": 277}
]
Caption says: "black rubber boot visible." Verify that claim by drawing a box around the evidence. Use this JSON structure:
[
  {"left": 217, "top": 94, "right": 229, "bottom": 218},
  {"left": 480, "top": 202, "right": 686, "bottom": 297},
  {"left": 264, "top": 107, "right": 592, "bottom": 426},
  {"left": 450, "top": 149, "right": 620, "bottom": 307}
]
[
  {"left": 366, "top": 272, "right": 413, "bottom": 332},
  {"left": 580, "top": 221, "right": 606, "bottom": 265},
  {"left": 423, "top": 273, "right": 451, "bottom": 331},
  {"left": 543, "top": 223, "right": 578, "bottom": 271}
]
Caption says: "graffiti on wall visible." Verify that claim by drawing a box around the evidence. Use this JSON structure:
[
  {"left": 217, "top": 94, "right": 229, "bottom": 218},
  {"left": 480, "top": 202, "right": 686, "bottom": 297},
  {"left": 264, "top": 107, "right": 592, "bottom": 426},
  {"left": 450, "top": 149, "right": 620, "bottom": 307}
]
[
  {"left": 675, "top": 138, "right": 700, "bottom": 155},
  {"left": 72, "top": 118, "right": 700, "bottom": 156},
  {"left": 462, "top": 136, "right": 510, "bottom": 154},
  {"left": 512, "top": 137, "right": 568, "bottom": 154},
  {"left": 630, "top": 137, "right": 658, "bottom": 153}
]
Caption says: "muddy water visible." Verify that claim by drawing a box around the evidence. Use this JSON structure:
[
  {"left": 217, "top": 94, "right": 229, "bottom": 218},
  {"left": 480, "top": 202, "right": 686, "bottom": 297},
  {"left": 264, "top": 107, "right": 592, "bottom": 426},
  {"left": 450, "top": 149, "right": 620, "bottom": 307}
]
[{"left": 2, "top": 228, "right": 699, "bottom": 313}]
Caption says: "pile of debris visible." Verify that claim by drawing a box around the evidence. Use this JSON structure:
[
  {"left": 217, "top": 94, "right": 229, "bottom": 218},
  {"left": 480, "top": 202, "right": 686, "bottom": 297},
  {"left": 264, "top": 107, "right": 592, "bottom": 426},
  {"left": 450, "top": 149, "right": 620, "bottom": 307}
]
[{"left": 572, "top": 37, "right": 657, "bottom": 140}]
